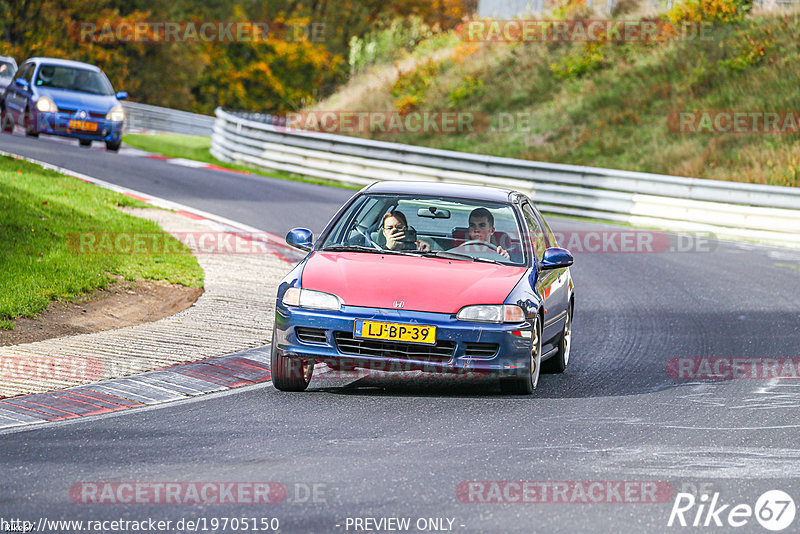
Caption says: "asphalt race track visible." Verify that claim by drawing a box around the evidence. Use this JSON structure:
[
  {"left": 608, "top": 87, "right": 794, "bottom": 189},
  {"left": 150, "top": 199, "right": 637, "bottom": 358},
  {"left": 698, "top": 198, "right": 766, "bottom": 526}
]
[{"left": 2, "top": 133, "right": 800, "bottom": 533}]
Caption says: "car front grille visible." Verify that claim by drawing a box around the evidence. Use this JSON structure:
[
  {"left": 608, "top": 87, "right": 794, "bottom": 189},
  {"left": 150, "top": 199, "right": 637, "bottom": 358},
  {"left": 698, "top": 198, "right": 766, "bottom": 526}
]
[
  {"left": 333, "top": 331, "right": 456, "bottom": 362},
  {"left": 295, "top": 327, "right": 327, "bottom": 344},
  {"left": 57, "top": 108, "right": 105, "bottom": 119},
  {"left": 464, "top": 343, "right": 500, "bottom": 359}
]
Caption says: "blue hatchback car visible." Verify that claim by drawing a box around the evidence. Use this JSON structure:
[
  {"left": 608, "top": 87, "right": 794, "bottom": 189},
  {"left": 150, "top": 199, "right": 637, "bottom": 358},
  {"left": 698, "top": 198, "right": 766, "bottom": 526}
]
[{"left": 1, "top": 57, "right": 128, "bottom": 151}]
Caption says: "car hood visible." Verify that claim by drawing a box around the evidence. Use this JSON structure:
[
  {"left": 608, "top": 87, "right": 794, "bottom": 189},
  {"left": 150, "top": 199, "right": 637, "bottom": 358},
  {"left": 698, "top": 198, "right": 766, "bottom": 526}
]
[
  {"left": 301, "top": 252, "right": 527, "bottom": 314},
  {"left": 38, "top": 88, "right": 117, "bottom": 114}
]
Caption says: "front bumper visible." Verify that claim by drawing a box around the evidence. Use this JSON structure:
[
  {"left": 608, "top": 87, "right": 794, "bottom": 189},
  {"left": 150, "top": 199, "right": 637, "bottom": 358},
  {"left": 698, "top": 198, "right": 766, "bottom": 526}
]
[
  {"left": 32, "top": 111, "right": 122, "bottom": 142},
  {"left": 273, "top": 302, "right": 533, "bottom": 377}
]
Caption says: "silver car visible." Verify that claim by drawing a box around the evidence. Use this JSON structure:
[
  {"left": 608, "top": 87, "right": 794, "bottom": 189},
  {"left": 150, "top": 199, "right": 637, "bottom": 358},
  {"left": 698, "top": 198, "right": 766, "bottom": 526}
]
[{"left": 0, "top": 56, "right": 18, "bottom": 95}]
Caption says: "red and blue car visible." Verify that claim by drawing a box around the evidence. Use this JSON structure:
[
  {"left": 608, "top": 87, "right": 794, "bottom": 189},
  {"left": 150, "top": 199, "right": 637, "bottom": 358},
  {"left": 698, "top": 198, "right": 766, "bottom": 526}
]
[{"left": 271, "top": 181, "right": 574, "bottom": 394}]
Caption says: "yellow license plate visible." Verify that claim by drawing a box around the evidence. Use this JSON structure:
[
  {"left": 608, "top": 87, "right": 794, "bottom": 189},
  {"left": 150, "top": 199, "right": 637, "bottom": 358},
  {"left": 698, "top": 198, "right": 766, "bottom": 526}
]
[
  {"left": 69, "top": 120, "right": 98, "bottom": 132},
  {"left": 355, "top": 320, "right": 436, "bottom": 345}
]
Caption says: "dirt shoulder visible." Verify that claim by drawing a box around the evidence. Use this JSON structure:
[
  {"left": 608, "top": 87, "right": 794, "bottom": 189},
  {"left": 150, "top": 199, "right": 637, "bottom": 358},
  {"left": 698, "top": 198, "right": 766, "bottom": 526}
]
[{"left": 0, "top": 276, "right": 203, "bottom": 347}]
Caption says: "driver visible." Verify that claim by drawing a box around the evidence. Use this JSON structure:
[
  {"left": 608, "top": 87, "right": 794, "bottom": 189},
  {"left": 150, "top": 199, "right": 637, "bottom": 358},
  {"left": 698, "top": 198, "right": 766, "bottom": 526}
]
[
  {"left": 37, "top": 65, "right": 55, "bottom": 86},
  {"left": 468, "top": 208, "right": 510, "bottom": 259},
  {"left": 381, "top": 211, "right": 430, "bottom": 251}
]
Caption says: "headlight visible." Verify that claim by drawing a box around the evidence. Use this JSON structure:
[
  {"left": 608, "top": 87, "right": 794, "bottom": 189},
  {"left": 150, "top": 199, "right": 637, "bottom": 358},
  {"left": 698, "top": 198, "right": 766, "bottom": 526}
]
[
  {"left": 456, "top": 304, "right": 525, "bottom": 323},
  {"left": 36, "top": 97, "right": 58, "bottom": 113},
  {"left": 106, "top": 105, "right": 124, "bottom": 122},
  {"left": 282, "top": 288, "right": 342, "bottom": 311}
]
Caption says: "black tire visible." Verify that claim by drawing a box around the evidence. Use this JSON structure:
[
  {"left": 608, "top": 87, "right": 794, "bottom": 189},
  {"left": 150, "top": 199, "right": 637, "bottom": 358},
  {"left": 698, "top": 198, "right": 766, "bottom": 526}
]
[
  {"left": 500, "top": 314, "right": 542, "bottom": 395},
  {"left": 1, "top": 106, "right": 12, "bottom": 133},
  {"left": 106, "top": 140, "right": 121, "bottom": 152},
  {"left": 24, "top": 107, "right": 38, "bottom": 137},
  {"left": 270, "top": 332, "right": 312, "bottom": 391},
  {"left": 79, "top": 139, "right": 92, "bottom": 147},
  {"left": 543, "top": 301, "right": 572, "bottom": 374}
]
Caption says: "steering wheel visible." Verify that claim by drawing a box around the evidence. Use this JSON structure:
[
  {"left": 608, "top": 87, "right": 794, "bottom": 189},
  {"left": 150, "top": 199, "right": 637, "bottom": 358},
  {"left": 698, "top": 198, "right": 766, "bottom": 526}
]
[
  {"left": 454, "top": 239, "right": 497, "bottom": 250},
  {"left": 447, "top": 239, "right": 508, "bottom": 261},
  {"left": 355, "top": 226, "right": 382, "bottom": 250}
]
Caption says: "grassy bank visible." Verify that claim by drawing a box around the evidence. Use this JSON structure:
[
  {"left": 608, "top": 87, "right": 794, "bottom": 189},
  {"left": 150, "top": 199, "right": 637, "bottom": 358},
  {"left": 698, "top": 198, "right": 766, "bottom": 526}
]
[
  {"left": 311, "top": 11, "right": 800, "bottom": 187},
  {"left": 123, "top": 133, "right": 358, "bottom": 189},
  {"left": 0, "top": 156, "right": 203, "bottom": 329}
]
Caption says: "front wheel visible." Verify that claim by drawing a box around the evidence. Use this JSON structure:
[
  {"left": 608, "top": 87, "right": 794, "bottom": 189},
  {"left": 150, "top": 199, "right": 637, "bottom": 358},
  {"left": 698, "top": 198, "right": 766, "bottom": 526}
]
[
  {"left": 106, "top": 140, "right": 121, "bottom": 152},
  {"left": 270, "top": 332, "right": 313, "bottom": 391},
  {"left": 1, "top": 107, "right": 12, "bottom": 133},
  {"left": 24, "top": 107, "right": 38, "bottom": 137},
  {"left": 79, "top": 139, "right": 92, "bottom": 147},
  {"left": 500, "top": 314, "right": 542, "bottom": 395},
  {"left": 543, "top": 302, "right": 572, "bottom": 374}
]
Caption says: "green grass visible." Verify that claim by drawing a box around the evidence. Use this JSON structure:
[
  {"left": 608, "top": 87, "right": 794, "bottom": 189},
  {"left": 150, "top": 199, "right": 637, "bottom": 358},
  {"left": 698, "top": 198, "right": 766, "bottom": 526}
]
[
  {"left": 123, "top": 133, "right": 359, "bottom": 190},
  {"left": 125, "top": 133, "right": 214, "bottom": 163},
  {"left": 0, "top": 156, "right": 204, "bottom": 327},
  {"left": 319, "top": 13, "right": 800, "bottom": 187}
]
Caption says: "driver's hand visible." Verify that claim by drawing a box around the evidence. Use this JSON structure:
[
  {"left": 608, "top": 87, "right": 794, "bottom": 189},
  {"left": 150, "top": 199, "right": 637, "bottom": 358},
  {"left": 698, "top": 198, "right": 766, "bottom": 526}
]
[
  {"left": 386, "top": 229, "right": 406, "bottom": 250},
  {"left": 497, "top": 245, "right": 510, "bottom": 259},
  {"left": 416, "top": 240, "right": 431, "bottom": 252}
]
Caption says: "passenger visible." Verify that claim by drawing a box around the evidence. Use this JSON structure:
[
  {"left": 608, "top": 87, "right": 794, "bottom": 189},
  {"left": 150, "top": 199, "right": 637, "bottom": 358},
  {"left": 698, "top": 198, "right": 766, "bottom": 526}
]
[
  {"left": 381, "top": 210, "right": 430, "bottom": 251},
  {"left": 468, "top": 207, "right": 510, "bottom": 259}
]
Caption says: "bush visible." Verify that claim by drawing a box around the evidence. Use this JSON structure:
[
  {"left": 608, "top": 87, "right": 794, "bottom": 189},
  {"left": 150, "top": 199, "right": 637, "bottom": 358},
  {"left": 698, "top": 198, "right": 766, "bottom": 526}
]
[
  {"left": 550, "top": 42, "right": 609, "bottom": 79},
  {"left": 391, "top": 60, "right": 441, "bottom": 112},
  {"left": 666, "top": 0, "right": 752, "bottom": 24},
  {"left": 349, "top": 17, "right": 435, "bottom": 73},
  {"left": 448, "top": 76, "right": 485, "bottom": 107},
  {"left": 718, "top": 31, "right": 771, "bottom": 72},
  {"left": 547, "top": 0, "right": 592, "bottom": 20}
]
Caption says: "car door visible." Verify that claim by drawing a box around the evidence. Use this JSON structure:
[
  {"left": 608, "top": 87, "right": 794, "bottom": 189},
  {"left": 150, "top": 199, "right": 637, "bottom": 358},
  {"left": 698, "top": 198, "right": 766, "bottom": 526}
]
[
  {"left": 531, "top": 203, "right": 570, "bottom": 338},
  {"left": 6, "top": 62, "right": 33, "bottom": 120},
  {"left": 521, "top": 202, "right": 562, "bottom": 348}
]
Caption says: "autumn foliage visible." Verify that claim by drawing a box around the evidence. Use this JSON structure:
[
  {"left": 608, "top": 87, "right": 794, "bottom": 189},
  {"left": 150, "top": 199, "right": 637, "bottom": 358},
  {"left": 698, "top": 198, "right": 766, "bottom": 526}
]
[{"left": 0, "top": 0, "right": 475, "bottom": 114}]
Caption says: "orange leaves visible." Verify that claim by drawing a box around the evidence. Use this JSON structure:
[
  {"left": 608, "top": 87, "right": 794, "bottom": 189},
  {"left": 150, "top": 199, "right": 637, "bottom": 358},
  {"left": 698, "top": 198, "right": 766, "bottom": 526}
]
[{"left": 666, "top": 0, "right": 752, "bottom": 24}]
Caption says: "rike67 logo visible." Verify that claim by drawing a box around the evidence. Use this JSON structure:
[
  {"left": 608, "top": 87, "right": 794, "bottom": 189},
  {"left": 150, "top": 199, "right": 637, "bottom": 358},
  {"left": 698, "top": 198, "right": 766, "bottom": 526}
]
[{"left": 668, "top": 490, "right": 796, "bottom": 531}]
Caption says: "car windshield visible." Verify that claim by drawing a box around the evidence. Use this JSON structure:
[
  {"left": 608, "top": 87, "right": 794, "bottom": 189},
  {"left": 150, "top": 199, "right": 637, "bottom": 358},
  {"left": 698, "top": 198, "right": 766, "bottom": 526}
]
[
  {"left": 34, "top": 65, "right": 113, "bottom": 95},
  {"left": 0, "top": 60, "right": 15, "bottom": 80},
  {"left": 320, "top": 193, "right": 527, "bottom": 265}
]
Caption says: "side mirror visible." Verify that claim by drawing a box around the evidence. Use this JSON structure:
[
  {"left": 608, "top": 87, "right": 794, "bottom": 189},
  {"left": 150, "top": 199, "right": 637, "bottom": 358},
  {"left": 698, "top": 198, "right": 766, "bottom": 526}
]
[
  {"left": 540, "top": 247, "right": 573, "bottom": 270},
  {"left": 286, "top": 228, "right": 313, "bottom": 251},
  {"left": 115, "top": 91, "right": 128, "bottom": 100},
  {"left": 14, "top": 78, "right": 29, "bottom": 90}
]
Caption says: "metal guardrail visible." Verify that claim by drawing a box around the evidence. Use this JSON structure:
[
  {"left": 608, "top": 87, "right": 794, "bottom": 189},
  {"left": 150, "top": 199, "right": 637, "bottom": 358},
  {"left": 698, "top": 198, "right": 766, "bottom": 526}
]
[
  {"left": 211, "top": 107, "right": 800, "bottom": 248},
  {"left": 122, "top": 101, "right": 214, "bottom": 136}
]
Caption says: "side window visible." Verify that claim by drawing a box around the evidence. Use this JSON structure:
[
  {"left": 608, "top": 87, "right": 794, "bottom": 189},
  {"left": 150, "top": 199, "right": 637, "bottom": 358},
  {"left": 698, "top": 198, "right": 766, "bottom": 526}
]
[
  {"left": 522, "top": 204, "right": 546, "bottom": 261},
  {"left": 21, "top": 64, "right": 34, "bottom": 83},
  {"left": 533, "top": 206, "right": 557, "bottom": 248},
  {"left": 14, "top": 63, "right": 28, "bottom": 84}
]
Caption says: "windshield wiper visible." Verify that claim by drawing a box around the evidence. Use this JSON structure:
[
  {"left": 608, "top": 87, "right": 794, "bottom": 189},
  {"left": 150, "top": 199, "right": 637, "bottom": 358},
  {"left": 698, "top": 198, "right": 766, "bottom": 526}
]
[
  {"left": 321, "top": 245, "right": 411, "bottom": 256},
  {"left": 408, "top": 250, "right": 504, "bottom": 265}
]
